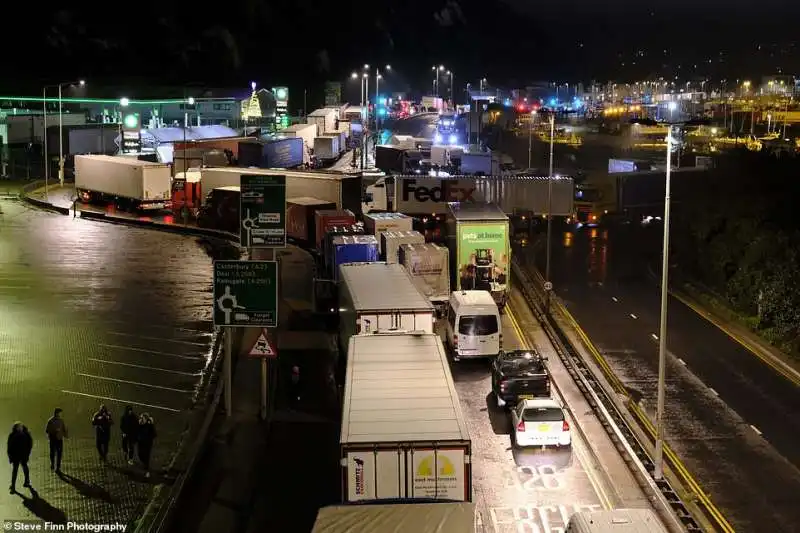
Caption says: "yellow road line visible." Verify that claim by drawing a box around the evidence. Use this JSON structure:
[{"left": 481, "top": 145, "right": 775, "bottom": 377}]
[
  {"left": 555, "top": 303, "right": 736, "bottom": 533},
  {"left": 506, "top": 304, "right": 614, "bottom": 512},
  {"left": 671, "top": 291, "right": 800, "bottom": 388}
]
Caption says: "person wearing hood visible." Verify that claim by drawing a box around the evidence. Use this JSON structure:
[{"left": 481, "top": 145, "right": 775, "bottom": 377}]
[
  {"left": 45, "top": 408, "right": 68, "bottom": 473},
  {"left": 137, "top": 413, "right": 157, "bottom": 478},
  {"left": 7, "top": 422, "right": 33, "bottom": 493},
  {"left": 91, "top": 405, "right": 113, "bottom": 462},
  {"left": 120, "top": 405, "right": 139, "bottom": 466}
]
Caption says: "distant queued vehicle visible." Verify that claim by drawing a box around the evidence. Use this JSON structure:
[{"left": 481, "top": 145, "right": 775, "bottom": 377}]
[
  {"left": 511, "top": 398, "right": 571, "bottom": 448},
  {"left": 491, "top": 349, "right": 550, "bottom": 408}
]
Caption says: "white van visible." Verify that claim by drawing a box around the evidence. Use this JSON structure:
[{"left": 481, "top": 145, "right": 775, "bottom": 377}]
[
  {"left": 566, "top": 509, "right": 668, "bottom": 533},
  {"left": 445, "top": 290, "right": 502, "bottom": 361}
]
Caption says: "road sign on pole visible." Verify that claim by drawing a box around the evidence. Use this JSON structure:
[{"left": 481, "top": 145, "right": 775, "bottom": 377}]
[
  {"left": 240, "top": 174, "right": 286, "bottom": 248},
  {"left": 248, "top": 328, "right": 278, "bottom": 358},
  {"left": 213, "top": 260, "right": 278, "bottom": 328}
]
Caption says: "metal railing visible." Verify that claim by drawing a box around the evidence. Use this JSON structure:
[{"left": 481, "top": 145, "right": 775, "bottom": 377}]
[{"left": 511, "top": 252, "right": 709, "bottom": 532}]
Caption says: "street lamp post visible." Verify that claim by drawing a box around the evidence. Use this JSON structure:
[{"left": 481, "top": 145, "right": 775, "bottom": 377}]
[
  {"left": 57, "top": 80, "right": 85, "bottom": 186},
  {"left": 433, "top": 65, "right": 444, "bottom": 98},
  {"left": 654, "top": 126, "right": 675, "bottom": 480},
  {"left": 447, "top": 71, "right": 454, "bottom": 105},
  {"left": 527, "top": 110, "right": 537, "bottom": 169},
  {"left": 43, "top": 87, "right": 49, "bottom": 199},
  {"left": 545, "top": 112, "right": 555, "bottom": 310},
  {"left": 480, "top": 78, "right": 486, "bottom": 96}
]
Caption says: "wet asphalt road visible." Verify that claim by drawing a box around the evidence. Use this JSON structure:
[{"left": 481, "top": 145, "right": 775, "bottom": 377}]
[
  {"left": 444, "top": 317, "right": 604, "bottom": 532},
  {"left": 0, "top": 200, "right": 228, "bottom": 524},
  {"left": 518, "top": 223, "right": 800, "bottom": 532}
]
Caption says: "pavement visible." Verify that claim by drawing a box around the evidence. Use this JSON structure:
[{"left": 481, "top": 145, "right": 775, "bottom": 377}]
[
  {"left": 0, "top": 197, "right": 236, "bottom": 527},
  {"left": 165, "top": 235, "right": 665, "bottom": 533},
  {"left": 517, "top": 222, "right": 800, "bottom": 532}
]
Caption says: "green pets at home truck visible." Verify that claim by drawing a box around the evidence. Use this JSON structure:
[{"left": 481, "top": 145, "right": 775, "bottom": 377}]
[{"left": 445, "top": 202, "right": 510, "bottom": 310}]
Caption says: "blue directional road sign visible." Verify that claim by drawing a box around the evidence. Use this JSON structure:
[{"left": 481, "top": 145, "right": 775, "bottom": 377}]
[
  {"left": 240, "top": 174, "right": 286, "bottom": 248},
  {"left": 213, "top": 260, "right": 278, "bottom": 328}
]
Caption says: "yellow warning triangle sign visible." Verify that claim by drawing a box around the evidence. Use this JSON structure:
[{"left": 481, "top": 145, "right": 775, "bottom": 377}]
[{"left": 248, "top": 328, "right": 277, "bottom": 358}]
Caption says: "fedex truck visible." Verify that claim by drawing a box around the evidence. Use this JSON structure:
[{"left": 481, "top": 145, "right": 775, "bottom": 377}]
[{"left": 362, "top": 176, "right": 574, "bottom": 219}]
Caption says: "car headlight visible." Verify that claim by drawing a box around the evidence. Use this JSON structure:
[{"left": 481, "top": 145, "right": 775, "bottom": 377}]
[
  {"left": 449, "top": 134, "right": 457, "bottom": 144},
  {"left": 434, "top": 133, "right": 443, "bottom": 143}
]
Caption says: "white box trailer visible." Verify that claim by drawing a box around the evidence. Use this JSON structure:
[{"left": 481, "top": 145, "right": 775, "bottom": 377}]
[
  {"left": 314, "top": 135, "right": 340, "bottom": 161},
  {"left": 338, "top": 263, "right": 435, "bottom": 352},
  {"left": 281, "top": 123, "right": 317, "bottom": 152},
  {"left": 75, "top": 154, "right": 172, "bottom": 210},
  {"left": 341, "top": 332, "right": 472, "bottom": 503},
  {"left": 363, "top": 176, "right": 575, "bottom": 217},
  {"left": 380, "top": 230, "right": 425, "bottom": 264},
  {"left": 190, "top": 168, "right": 363, "bottom": 213},
  {"left": 363, "top": 212, "right": 414, "bottom": 252},
  {"left": 312, "top": 502, "right": 477, "bottom": 533},
  {"left": 307, "top": 108, "right": 338, "bottom": 136}
]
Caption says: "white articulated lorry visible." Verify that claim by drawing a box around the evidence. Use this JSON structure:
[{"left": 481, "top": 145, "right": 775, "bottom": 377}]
[
  {"left": 341, "top": 332, "right": 472, "bottom": 503},
  {"left": 75, "top": 154, "right": 172, "bottom": 210},
  {"left": 338, "top": 262, "right": 435, "bottom": 353},
  {"left": 312, "top": 502, "right": 478, "bottom": 533},
  {"left": 362, "top": 176, "right": 575, "bottom": 218}
]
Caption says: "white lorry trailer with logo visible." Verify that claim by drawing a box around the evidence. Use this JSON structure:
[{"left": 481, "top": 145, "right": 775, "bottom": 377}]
[
  {"left": 362, "top": 176, "right": 575, "bottom": 217},
  {"left": 340, "top": 332, "right": 472, "bottom": 503}
]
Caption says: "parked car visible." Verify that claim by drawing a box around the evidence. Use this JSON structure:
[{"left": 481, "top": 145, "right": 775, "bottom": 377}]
[
  {"left": 511, "top": 398, "right": 571, "bottom": 448},
  {"left": 491, "top": 350, "right": 550, "bottom": 408}
]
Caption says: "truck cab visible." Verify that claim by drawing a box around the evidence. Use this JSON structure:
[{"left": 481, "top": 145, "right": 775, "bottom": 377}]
[
  {"left": 197, "top": 185, "right": 240, "bottom": 233},
  {"left": 171, "top": 169, "right": 203, "bottom": 219}
]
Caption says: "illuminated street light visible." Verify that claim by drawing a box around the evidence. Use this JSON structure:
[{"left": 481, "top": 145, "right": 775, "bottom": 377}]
[
  {"left": 386, "top": 65, "right": 391, "bottom": 71},
  {"left": 364, "top": 64, "right": 370, "bottom": 69},
  {"left": 120, "top": 97, "right": 130, "bottom": 107},
  {"left": 187, "top": 97, "right": 195, "bottom": 105},
  {"left": 250, "top": 81, "right": 256, "bottom": 91},
  {"left": 351, "top": 72, "right": 358, "bottom": 79},
  {"left": 78, "top": 80, "right": 86, "bottom": 87}
]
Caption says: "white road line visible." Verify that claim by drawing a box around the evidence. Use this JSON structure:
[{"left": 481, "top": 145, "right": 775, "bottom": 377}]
[
  {"left": 97, "top": 343, "right": 204, "bottom": 361},
  {"left": 61, "top": 390, "right": 180, "bottom": 413},
  {"left": 630, "top": 313, "right": 638, "bottom": 319},
  {"left": 651, "top": 333, "right": 659, "bottom": 340},
  {"left": 750, "top": 425, "right": 763, "bottom": 436},
  {"left": 708, "top": 388, "right": 719, "bottom": 396},
  {"left": 76, "top": 373, "right": 194, "bottom": 393},
  {"left": 0, "top": 286, "right": 32, "bottom": 289},
  {"left": 87, "top": 358, "right": 198, "bottom": 376},
  {"left": 108, "top": 332, "right": 209, "bottom": 346},
  {"left": 677, "top": 358, "right": 687, "bottom": 366},
  {"left": 612, "top": 297, "right": 618, "bottom": 302}
]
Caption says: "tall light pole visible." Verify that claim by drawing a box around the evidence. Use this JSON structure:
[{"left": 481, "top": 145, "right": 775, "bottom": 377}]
[
  {"left": 480, "top": 78, "right": 487, "bottom": 96},
  {"left": 375, "top": 65, "right": 390, "bottom": 130},
  {"left": 447, "top": 70, "right": 454, "bottom": 105},
  {"left": 43, "top": 87, "right": 49, "bottom": 199},
  {"left": 545, "top": 112, "right": 555, "bottom": 310},
  {"left": 654, "top": 126, "right": 675, "bottom": 480},
  {"left": 57, "top": 79, "right": 86, "bottom": 186},
  {"left": 527, "top": 110, "right": 537, "bottom": 169},
  {"left": 432, "top": 65, "right": 444, "bottom": 97}
]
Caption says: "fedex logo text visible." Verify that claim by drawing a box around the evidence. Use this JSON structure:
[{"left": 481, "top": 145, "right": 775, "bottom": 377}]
[{"left": 401, "top": 180, "right": 476, "bottom": 203}]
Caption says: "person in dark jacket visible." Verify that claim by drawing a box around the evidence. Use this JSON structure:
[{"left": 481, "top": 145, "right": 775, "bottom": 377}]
[
  {"left": 91, "top": 405, "right": 113, "bottom": 462},
  {"left": 45, "top": 408, "right": 68, "bottom": 472},
  {"left": 7, "top": 422, "right": 33, "bottom": 493},
  {"left": 120, "top": 406, "right": 139, "bottom": 465},
  {"left": 137, "top": 413, "right": 157, "bottom": 478}
]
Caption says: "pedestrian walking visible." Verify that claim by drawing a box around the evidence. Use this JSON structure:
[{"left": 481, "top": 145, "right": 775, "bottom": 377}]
[
  {"left": 137, "top": 413, "right": 156, "bottom": 478},
  {"left": 7, "top": 422, "right": 32, "bottom": 493},
  {"left": 120, "top": 405, "right": 139, "bottom": 465},
  {"left": 45, "top": 408, "right": 68, "bottom": 473},
  {"left": 289, "top": 365, "right": 302, "bottom": 407},
  {"left": 91, "top": 405, "right": 113, "bottom": 462}
]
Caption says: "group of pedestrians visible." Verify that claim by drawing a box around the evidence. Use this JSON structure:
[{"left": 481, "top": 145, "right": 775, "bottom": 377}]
[{"left": 7, "top": 405, "right": 158, "bottom": 493}]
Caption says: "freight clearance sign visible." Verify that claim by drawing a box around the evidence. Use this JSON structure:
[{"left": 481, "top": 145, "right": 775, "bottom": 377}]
[{"left": 239, "top": 174, "right": 286, "bottom": 248}]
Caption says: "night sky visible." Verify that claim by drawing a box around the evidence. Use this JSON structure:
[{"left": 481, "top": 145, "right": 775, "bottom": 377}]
[{"left": 10, "top": 0, "right": 800, "bottom": 95}]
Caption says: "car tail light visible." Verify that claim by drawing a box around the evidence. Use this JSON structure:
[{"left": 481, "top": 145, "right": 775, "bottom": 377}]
[
  {"left": 453, "top": 335, "right": 458, "bottom": 347},
  {"left": 516, "top": 420, "right": 526, "bottom": 432},
  {"left": 562, "top": 420, "right": 570, "bottom": 432},
  {"left": 499, "top": 380, "right": 508, "bottom": 391}
]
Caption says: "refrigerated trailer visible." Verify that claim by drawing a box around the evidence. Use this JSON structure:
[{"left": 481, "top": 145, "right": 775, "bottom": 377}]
[
  {"left": 341, "top": 332, "right": 472, "bottom": 503},
  {"left": 75, "top": 154, "right": 172, "bottom": 210},
  {"left": 338, "top": 262, "right": 435, "bottom": 353},
  {"left": 312, "top": 502, "right": 477, "bottom": 533}
]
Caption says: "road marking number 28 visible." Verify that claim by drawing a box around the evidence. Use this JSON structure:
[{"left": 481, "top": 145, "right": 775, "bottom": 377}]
[{"left": 504, "top": 465, "right": 564, "bottom": 491}]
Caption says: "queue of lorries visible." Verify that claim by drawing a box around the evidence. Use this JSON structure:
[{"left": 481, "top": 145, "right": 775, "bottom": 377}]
[{"left": 70, "top": 148, "right": 663, "bottom": 532}]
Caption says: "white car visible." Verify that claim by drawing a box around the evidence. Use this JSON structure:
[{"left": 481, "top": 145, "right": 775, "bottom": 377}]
[{"left": 511, "top": 398, "right": 571, "bottom": 448}]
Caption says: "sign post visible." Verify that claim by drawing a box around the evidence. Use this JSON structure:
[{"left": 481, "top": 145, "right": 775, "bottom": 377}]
[
  {"left": 213, "top": 260, "right": 279, "bottom": 417},
  {"left": 240, "top": 173, "right": 286, "bottom": 420}
]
